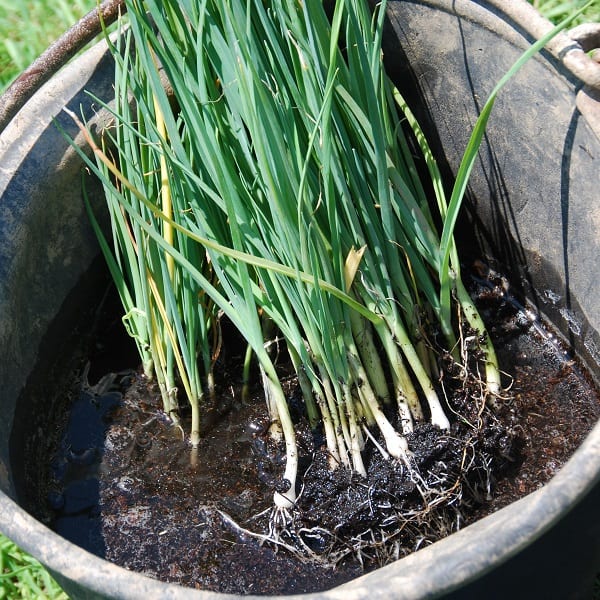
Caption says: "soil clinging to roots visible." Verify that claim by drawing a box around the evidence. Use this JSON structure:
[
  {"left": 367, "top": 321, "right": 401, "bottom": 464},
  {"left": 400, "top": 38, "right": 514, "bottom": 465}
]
[{"left": 248, "top": 377, "right": 519, "bottom": 567}]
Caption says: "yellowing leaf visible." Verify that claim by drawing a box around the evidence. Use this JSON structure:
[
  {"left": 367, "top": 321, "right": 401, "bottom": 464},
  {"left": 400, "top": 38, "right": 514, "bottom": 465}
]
[{"left": 344, "top": 245, "right": 366, "bottom": 292}]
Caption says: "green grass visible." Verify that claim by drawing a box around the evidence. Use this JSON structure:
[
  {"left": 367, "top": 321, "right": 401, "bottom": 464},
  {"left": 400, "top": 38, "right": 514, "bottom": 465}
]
[
  {"left": 0, "top": 0, "right": 95, "bottom": 91},
  {"left": 0, "top": 0, "right": 598, "bottom": 597},
  {"left": 0, "top": 536, "right": 67, "bottom": 599},
  {"left": 533, "top": 0, "right": 600, "bottom": 23}
]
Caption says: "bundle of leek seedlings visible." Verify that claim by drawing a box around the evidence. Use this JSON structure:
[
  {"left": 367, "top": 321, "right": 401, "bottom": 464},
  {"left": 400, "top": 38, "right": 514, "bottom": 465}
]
[{"left": 66, "top": 0, "right": 587, "bottom": 561}]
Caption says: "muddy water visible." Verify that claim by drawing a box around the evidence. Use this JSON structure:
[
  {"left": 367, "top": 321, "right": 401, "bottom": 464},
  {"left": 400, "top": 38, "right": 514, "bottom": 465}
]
[{"left": 15, "top": 275, "right": 600, "bottom": 595}]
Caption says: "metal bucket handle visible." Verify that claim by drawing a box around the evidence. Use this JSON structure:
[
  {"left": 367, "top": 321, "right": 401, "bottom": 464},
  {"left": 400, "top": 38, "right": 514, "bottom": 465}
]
[
  {"left": 486, "top": 0, "right": 600, "bottom": 137},
  {"left": 0, "top": 0, "right": 124, "bottom": 134}
]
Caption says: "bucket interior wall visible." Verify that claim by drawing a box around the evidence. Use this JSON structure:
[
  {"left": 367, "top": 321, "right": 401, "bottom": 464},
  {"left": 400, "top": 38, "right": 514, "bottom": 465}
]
[{"left": 382, "top": 0, "right": 600, "bottom": 383}]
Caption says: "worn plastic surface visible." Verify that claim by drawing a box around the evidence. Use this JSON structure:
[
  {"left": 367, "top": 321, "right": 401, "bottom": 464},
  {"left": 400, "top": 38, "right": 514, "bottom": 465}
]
[{"left": 0, "top": 1, "right": 599, "bottom": 598}]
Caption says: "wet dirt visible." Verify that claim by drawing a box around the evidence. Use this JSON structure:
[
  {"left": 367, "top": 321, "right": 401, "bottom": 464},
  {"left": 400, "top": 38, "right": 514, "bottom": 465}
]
[{"left": 19, "top": 266, "right": 600, "bottom": 595}]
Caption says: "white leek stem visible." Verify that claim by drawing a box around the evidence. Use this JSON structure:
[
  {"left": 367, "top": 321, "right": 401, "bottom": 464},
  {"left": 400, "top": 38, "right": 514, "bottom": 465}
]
[
  {"left": 348, "top": 352, "right": 410, "bottom": 462},
  {"left": 350, "top": 309, "right": 390, "bottom": 403},
  {"left": 314, "top": 385, "right": 342, "bottom": 468},
  {"left": 260, "top": 365, "right": 283, "bottom": 442},
  {"left": 323, "top": 376, "right": 352, "bottom": 469},
  {"left": 455, "top": 279, "right": 501, "bottom": 403},
  {"left": 343, "top": 382, "right": 367, "bottom": 477},
  {"left": 386, "top": 312, "right": 450, "bottom": 430},
  {"left": 376, "top": 323, "right": 421, "bottom": 429},
  {"left": 263, "top": 369, "right": 298, "bottom": 508}
]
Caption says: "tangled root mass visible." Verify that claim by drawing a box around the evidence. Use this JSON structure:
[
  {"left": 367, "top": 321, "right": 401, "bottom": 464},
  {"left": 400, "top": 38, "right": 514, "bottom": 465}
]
[{"left": 252, "top": 374, "right": 519, "bottom": 567}]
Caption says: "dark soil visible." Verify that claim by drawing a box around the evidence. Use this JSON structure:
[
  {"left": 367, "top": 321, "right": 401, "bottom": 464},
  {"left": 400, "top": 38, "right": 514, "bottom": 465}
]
[{"left": 20, "top": 264, "right": 600, "bottom": 595}]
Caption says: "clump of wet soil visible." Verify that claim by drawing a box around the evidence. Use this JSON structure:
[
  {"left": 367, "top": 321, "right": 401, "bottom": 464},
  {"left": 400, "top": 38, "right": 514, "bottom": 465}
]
[{"left": 24, "top": 266, "right": 600, "bottom": 595}]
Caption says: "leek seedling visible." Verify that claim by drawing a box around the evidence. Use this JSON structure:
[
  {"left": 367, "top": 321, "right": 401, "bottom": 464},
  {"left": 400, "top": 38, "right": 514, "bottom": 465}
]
[{"left": 68, "top": 0, "right": 591, "bottom": 553}]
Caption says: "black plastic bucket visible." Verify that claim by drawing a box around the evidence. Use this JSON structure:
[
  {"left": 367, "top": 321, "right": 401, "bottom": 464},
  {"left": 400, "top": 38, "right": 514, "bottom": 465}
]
[{"left": 0, "top": 2, "right": 599, "bottom": 598}]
